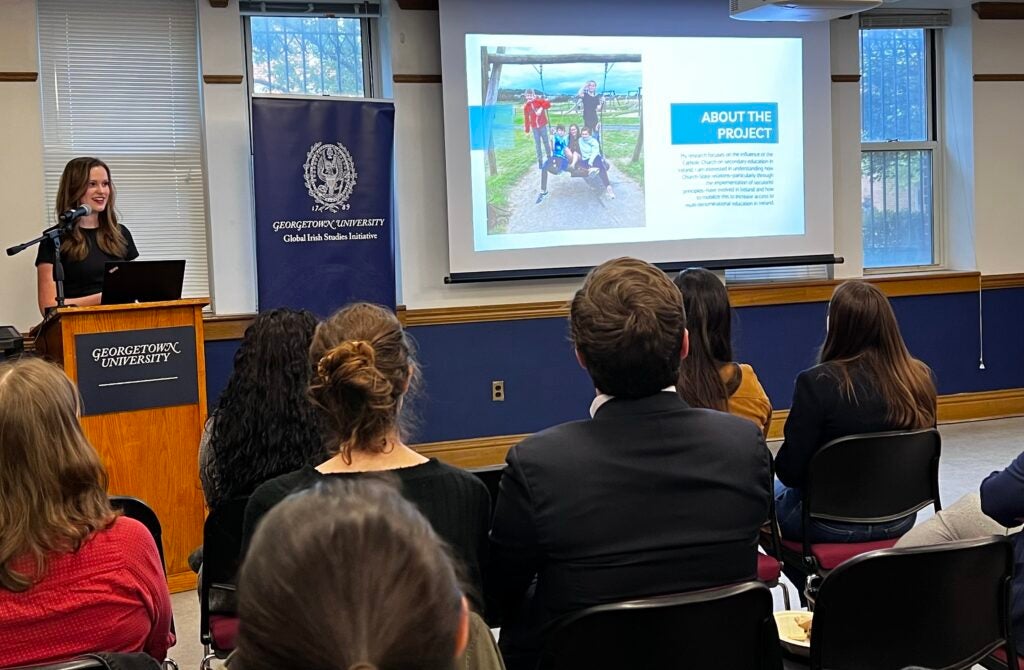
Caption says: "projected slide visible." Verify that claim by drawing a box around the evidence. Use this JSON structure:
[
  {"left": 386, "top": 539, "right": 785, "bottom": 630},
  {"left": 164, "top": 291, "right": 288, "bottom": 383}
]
[{"left": 465, "top": 35, "right": 804, "bottom": 253}]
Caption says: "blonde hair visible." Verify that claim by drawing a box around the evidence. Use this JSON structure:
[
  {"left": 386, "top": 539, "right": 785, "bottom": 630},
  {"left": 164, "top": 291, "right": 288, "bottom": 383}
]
[
  {"left": 308, "top": 304, "right": 416, "bottom": 463},
  {"left": 0, "top": 357, "right": 116, "bottom": 591}
]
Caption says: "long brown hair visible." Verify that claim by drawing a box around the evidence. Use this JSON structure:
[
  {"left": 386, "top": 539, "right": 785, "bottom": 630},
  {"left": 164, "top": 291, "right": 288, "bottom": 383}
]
[
  {"left": 234, "top": 479, "right": 463, "bottom": 670},
  {"left": 674, "top": 268, "right": 738, "bottom": 411},
  {"left": 55, "top": 157, "right": 128, "bottom": 262},
  {"left": 0, "top": 357, "right": 117, "bottom": 592},
  {"left": 308, "top": 303, "right": 417, "bottom": 463},
  {"left": 820, "top": 281, "right": 936, "bottom": 428}
]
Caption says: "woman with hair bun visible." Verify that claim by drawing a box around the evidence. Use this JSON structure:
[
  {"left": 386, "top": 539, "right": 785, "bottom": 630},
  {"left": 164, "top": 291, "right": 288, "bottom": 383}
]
[
  {"left": 241, "top": 303, "right": 490, "bottom": 606},
  {"left": 233, "top": 480, "right": 471, "bottom": 670}
]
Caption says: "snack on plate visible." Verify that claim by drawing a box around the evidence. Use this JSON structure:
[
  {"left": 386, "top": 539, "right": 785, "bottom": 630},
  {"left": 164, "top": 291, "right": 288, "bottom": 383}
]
[
  {"left": 777, "top": 612, "right": 813, "bottom": 642},
  {"left": 794, "top": 613, "right": 812, "bottom": 641}
]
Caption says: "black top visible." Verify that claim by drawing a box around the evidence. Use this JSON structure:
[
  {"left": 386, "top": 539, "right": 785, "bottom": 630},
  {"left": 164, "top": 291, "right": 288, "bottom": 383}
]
[
  {"left": 580, "top": 91, "right": 601, "bottom": 128},
  {"left": 242, "top": 459, "right": 491, "bottom": 607},
  {"left": 775, "top": 362, "right": 920, "bottom": 489},
  {"left": 35, "top": 226, "right": 139, "bottom": 299},
  {"left": 487, "top": 392, "right": 772, "bottom": 659}
]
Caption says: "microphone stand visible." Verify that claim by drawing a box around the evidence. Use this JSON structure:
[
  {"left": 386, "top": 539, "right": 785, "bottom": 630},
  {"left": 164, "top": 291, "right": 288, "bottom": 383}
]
[{"left": 6, "top": 220, "right": 74, "bottom": 310}]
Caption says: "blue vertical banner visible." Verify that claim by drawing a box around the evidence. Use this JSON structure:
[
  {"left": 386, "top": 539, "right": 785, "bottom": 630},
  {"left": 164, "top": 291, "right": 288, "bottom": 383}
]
[{"left": 252, "top": 97, "right": 396, "bottom": 314}]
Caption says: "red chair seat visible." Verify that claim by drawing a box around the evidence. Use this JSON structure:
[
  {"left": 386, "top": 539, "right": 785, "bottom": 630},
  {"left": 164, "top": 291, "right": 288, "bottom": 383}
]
[
  {"left": 757, "top": 553, "right": 781, "bottom": 582},
  {"left": 209, "top": 614, "right": 240, "bottom": 651},
  {"left": 780, "top": 538, "right": 898, "bottom": 570},
  {"left": 991, "top": 646, "right": 1024, "bottom": 669}
]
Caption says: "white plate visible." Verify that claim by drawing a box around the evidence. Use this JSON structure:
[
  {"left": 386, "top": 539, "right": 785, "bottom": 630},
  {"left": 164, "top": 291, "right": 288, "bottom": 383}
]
[{"left": 774, "top": 610, "right": 812, "bottom": 657}]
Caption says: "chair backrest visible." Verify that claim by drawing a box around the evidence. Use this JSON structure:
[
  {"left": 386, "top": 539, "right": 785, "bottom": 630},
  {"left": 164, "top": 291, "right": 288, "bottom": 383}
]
[
  {"left": 199, "top": 497, "right": 250, "bottom": 643},
  {"left": 467, "top": 465, "right": 502, "bottom": 519},
  {"left": 805, "top": 428, "right": 941, "bottom": 524},
  {"left": 537, "top": 581, "right": 782, "bottom": 670},
  {"left": 109, "top": 496, "right": 165, "bottom": 571},
  {"left": 4, "top": 652, "right": 161, "bottom": 669},
  {"left": 811, "top": 537, "right": 1016, "bottom": 670},
  {"left": 3, "top": 660, "right": 108, "bottom": 670}
]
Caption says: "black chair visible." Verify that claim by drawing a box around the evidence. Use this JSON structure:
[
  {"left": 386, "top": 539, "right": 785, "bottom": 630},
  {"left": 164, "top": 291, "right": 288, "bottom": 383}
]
[
  {"left": 3, "top": 653, "right": 162, "bottom": 669},
  {"left": 109, "top": 496, "right": 167, "bottom": 572},
  {"left": 537, "top": 581, "right": 783, "bottom": 670},
  {"left": 761, "top": 459, "right": 793, "bottom": 609},
  {"left": 467, "top": 464, "right": 503, "bottom": 519},
  {"left": 199, "top": 497, "right": 249, "bottom": 670},
  {"left": 802, "top": 537, "right": 1017, "bottom": 670},
  {"left": 778, "top": 429, "right": 942, "bottom": 599}
]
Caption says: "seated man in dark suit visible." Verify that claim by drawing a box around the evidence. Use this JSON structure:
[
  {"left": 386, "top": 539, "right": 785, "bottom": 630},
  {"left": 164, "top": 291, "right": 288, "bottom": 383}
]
[{"left": 487, "top": 257, "right": 773, "bottom": 670}]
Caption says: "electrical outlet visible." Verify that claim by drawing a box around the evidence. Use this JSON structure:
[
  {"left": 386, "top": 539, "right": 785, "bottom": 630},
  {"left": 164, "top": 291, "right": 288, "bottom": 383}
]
[{"left": 491, "top": 380, "right": 505, "bottom": 402}]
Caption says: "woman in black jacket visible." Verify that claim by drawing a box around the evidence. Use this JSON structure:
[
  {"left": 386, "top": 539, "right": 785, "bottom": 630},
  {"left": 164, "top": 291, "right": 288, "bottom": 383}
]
[{"left": 774, "top": 280, "right": 937, "bottom": 543}]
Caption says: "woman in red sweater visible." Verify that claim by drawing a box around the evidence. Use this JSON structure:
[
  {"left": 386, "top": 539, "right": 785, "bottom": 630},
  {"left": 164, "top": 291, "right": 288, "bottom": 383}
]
[{"left": 0, "top": 357, "right": 174, "bottom": 666}]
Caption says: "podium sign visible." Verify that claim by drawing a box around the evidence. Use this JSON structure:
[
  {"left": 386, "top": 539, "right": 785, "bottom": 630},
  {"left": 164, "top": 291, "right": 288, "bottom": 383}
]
[{"left": 74, "top": 325, "right": 199, "bottom": 416}]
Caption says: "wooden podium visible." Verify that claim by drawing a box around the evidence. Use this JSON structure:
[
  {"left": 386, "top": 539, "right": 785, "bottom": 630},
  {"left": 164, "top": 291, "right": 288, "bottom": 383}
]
[{"left": 35, "top": 298, "right": 209, "bottom": 592}]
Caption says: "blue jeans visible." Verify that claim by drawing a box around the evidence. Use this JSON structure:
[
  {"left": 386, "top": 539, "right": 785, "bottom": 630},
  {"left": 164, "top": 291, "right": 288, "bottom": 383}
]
[
  {"left": 532, "top": 126, "right": 550, "bottom": 168},
  {"left": 774, "top": 479, "right": 916, "bottom": 544}
]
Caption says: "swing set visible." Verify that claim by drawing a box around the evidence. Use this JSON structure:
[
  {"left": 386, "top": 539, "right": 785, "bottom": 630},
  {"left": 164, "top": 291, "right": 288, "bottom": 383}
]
[{"left": 480, "top": 50, "right": 643, "bottom": 177}]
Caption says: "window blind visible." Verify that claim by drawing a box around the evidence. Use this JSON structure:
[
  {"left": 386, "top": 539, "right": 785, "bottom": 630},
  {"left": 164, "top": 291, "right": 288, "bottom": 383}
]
[{"left": 38, "top": 0, "right": 209, "bottom": 299}]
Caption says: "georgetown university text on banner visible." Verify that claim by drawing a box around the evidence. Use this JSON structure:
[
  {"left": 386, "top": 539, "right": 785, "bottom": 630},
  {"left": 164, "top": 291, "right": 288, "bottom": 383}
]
[{"left": 252, "top": 97, "right": 396, "bottom": 314}]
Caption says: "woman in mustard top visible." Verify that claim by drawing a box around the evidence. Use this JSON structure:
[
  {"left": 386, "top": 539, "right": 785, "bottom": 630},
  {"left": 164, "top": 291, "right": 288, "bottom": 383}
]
[{"left": 674, "top": 268, "right": 772, "bottom": 435}]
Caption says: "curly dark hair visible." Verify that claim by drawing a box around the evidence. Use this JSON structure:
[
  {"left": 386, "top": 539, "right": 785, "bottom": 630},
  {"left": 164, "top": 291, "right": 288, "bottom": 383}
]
[{"left": 204, "top": 308, "right": 325, "bottom": 508}]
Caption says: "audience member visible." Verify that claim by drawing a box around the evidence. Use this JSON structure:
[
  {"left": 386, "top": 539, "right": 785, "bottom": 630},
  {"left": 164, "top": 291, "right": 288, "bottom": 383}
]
[
  {"left": 674, "top": 267, "right": 772, "bottom": 435},
  {"left": 199, "top": 307, "right": 325, "bottom": 510},
  {"left": 232, "top": 480, "right": 471, "bottom": 670},
  {"left": 487, "top": 257, "right": 772, "bottom": 670},
  {"left": 0, "top": 357, "right": 173, "bottom": 665},
  {"left": 241, "top": 303, "right": 490, "bottom": 605},
  {"left": 774, "top": 280, "right": 937, "bottom": 545}
]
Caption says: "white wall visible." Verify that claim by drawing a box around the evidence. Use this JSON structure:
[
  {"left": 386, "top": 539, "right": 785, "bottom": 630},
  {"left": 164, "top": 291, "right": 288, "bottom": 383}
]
[
  {"left": 2, "top": 0, "right": 1024, "bottom": 330},
  {"left": 0, "top": 0, "right": 47, "bottom": 329}
]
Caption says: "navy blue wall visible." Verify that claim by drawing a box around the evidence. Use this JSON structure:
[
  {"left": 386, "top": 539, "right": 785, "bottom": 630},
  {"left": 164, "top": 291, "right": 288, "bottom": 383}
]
[{"left": 202, "top": 287, "right": 1024, "bottom": 443}]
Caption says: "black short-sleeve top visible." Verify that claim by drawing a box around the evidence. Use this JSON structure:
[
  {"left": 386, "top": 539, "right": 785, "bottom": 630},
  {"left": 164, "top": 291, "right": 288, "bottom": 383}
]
[{"left": 35, "top": 226, "right": 139, "bottom": 299}]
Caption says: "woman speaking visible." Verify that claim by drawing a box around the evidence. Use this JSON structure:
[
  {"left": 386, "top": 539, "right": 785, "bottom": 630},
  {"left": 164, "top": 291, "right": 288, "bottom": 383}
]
[{"left": 35, "top": 157, "right": 138, "bottom": 315}]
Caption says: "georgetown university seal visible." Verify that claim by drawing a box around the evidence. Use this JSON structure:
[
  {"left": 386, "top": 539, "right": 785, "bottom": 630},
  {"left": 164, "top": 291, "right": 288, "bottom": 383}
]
[{"left": 304, "top": 141, "right": 357, "bottom": 213}]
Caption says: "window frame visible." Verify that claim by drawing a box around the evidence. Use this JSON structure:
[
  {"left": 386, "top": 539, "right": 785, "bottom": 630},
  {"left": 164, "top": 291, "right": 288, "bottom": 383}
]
[
  {"left": 241, "top": 13, "right": 380, "bottom": 100},
  {"left": 860, "top": 27, "right": 945, "bottom": 274}
]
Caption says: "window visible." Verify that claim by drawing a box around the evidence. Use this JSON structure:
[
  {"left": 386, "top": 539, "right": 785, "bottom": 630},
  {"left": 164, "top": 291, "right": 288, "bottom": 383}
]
[
  {"left": 860, "top": 28, "right": 939, "bottom": 270},
  {"left": 37, "top": 0, "right": 209, "bottom": 298},
  {"left": 246, "top": 15, "right": 373, "bottom": 97}
]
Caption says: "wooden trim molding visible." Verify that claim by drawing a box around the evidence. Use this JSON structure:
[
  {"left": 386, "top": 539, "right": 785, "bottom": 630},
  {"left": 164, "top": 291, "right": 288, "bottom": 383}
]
[
  {"left": 0, "top": 72, "right": 38, "bottom": 82},
  {"left": 168, "top": 570, "right": 198, "bottom": 594},
  {"left": 208, "top": 0, "right": 229, "bottom": 7},
  {"left": 974, "top": 74, "right": 1024, "bottom": 82},
  {"left": 831, "top": 74, "right": 861, "bottom": 83},
  {"left": 403, "top": 300, "right": 570, "bottom": 327},
  {"left": 981, "top": 273, "right": 1024, "bottom": 290},
  {"left": 973, "top": 2, "right": 1024, "bottom": 20},
  {"left": 189, "top": 271, "right": 1015, "bottom": 339},
  {"left": 393, "top": 74, "right": 442, "bottom": 84},
  {"left": 414, "top": 433, "right": 528, "bottom": 470},
  {"left": 204, "top": 314, "right": 255, "bottom": 341},
  {"left": 415, "top": 389, "right": 1024, "bottom": 468},
  {"left": 203, "top": 74, "right": 244, "bottom": 85},
  {"left": 395, "top": 0, "right": 439, "bottom": 9}
]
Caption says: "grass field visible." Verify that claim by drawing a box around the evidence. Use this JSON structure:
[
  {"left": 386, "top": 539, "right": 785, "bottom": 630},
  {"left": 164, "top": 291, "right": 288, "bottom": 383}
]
[{"left": 485, "top": 102, "right": 644, "bottom": 223}]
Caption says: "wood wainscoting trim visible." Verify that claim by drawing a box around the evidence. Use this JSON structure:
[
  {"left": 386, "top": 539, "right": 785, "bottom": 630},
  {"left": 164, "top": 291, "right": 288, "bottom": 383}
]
[
  {"left": 981, "top": 273, "right": 1024, "bottom": 290},
  {"left": 168, "top": 570, "right": 198, "bottom": 594},
  {"left": 203, "top": 74, "right": 244, "bottom": 85},
  {"left": 204, "top": 314, "right": 255, "bottom": 341},
  {"left": 0, "top": 72, "right": 39, "bottom": 82},
  {"left": 973, "top": 2, "right": 1024, "bottom": 20},
  {"left": 831, "top": 74, "right": 861, "bottom": 83},
  {"left": 393, "top": 74, "right": 442, "bottom": 84},
  {"left": 416, "top": 389, "right": 1024, "bottom": 469},
  {"left": 193, "top": 271, "right": 1001, "bottom": 338},
  {"left": 974, "top": 74, "right": 1024, "bottom": 82},
  {"left": 414, "top": 433, "right": 529, "bottom": 469}
]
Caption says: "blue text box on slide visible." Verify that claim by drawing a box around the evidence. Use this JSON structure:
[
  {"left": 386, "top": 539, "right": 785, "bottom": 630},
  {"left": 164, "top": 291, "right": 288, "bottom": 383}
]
[{"left": 671, "top": 103, "right": 779, "bottom": 144}]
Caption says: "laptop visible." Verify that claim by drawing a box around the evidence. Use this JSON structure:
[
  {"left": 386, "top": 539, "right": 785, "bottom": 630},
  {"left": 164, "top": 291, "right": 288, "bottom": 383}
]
[{"left": 101, "top": 260, "right": 186, "bottom": 305}]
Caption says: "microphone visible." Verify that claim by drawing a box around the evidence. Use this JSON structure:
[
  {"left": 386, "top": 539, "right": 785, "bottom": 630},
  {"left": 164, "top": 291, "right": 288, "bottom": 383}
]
[{"left": 58, "top": 204, "right": 92, "bottom": 223}]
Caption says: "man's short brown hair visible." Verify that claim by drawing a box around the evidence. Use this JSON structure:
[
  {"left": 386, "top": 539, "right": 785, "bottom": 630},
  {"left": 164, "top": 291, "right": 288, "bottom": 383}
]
[{"left": 570, "top": 257, "right": 687, "bottom": 398}]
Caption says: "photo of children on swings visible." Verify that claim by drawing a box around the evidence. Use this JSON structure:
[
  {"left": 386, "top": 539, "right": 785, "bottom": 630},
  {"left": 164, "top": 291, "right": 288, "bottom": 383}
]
[{"left": 480, "top": 47, "right": 644, "bottom": 236}]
